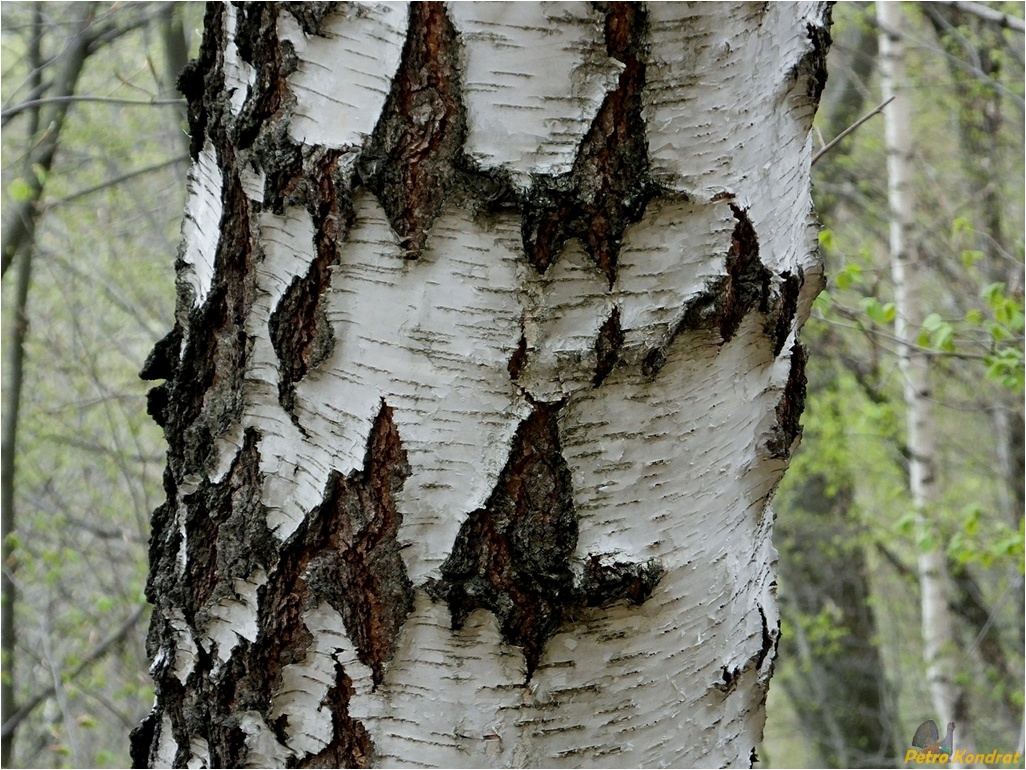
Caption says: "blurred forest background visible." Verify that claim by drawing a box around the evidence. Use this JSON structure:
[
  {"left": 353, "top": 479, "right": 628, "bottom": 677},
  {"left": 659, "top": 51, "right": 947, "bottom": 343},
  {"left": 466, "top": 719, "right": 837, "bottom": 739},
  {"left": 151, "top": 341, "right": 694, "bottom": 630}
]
[{"left": 0, "top": 3, "right": 1022, "bottom": 768}]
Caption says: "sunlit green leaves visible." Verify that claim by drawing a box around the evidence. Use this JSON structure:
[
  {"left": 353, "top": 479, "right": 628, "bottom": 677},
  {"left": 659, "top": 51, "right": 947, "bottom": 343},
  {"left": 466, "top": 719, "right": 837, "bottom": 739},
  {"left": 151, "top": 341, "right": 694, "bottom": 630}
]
[
  {"left": 8, "top": 177, "right": 32, "bottom": 201},
  {"left": 859, "top": 296, "right": 896, "bottom": 325}
]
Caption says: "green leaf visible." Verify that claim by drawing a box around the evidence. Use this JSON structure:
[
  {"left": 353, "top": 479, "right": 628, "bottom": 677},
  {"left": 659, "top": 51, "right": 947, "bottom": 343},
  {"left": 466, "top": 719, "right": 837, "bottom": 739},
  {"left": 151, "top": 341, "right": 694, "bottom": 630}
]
[
  {"left": 961, "top": 249, "right": 984, "bottom": 268},
  {"left": 951, "top": 215, "right": 974, "bottom": 239},
  {"left": 818, "top": 228, "right": 835, "bottom": 251},
  {"left": 8, "top": 177, "right": 32, "bottom": 202},
  {"left": 860, "top": 297, "right": 896, "bottom": 326},
  {"left": 31, "top": 163, "right": 48, "bottom": 186},
  {"left": 964, "top": 309, "right": 984, "bottom": 325}
]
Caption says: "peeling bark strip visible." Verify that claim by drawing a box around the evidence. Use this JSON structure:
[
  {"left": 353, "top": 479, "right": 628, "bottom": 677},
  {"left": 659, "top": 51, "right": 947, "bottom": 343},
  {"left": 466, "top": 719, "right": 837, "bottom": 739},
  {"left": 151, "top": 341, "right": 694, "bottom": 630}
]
[
  {"left": 138, "top": 3, "right": 830, "bottom": 767},
  {"left": 363, "top": 2, "right": 466, "bottom": 256}
]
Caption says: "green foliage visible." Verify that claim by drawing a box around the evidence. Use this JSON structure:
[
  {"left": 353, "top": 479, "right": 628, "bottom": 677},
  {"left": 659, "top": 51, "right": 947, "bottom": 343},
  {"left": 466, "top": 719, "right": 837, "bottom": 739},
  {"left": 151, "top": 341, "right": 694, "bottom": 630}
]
[
  {"left": 767, "top": 2, "right": 1025, "bottom": 764},
  {"left": 1, "top": 3, "right": 200, "bottom": 767}
]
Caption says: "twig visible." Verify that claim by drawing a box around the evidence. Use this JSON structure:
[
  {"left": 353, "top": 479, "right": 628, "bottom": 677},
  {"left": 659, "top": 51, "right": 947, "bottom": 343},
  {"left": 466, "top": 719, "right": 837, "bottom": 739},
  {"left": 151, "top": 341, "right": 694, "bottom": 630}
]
[
  {"left": 0, "top": 95, "right": 185, "bottom": 121},
  {"left": 812, "top": 96, "right": 895, "bottom": 166},
  {"left": 930, "top": 0, "right": 1026, "bottom": 33},
  {"left": 0, "top": 605, "right": 146, "bottom": 738},
  {"left": 44, "top": 155, "right": 188, "bottom": 209}
]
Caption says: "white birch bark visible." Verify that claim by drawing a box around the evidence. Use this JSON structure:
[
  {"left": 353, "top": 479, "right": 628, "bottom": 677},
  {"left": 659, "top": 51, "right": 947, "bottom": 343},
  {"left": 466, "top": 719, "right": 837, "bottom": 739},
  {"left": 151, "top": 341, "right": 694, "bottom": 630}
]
[
  {"left": 136, "top": 3, "right": 830, "bottom": 767},
  {"left": 877, "top": 3, "right": 972, "bottom": 758}
]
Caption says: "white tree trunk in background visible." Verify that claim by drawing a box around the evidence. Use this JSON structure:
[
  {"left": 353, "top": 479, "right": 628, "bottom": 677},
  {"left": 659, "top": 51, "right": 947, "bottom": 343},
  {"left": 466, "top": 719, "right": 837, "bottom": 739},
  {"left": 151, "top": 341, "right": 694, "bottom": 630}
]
[
  {"left": 877, "top": 3, "right": 972, "bottom": 757},
  {"left": 133, "top": 3, "right": 829, "bottom": 767}
]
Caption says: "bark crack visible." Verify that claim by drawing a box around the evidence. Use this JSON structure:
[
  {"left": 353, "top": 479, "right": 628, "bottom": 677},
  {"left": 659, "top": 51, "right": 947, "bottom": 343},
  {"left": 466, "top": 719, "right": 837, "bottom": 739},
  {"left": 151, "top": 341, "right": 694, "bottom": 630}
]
[
  {"left": 302, "top": 401, "right": 414, "bottom": 685},
  {"left": 362, "top": 2, "right": 466, "bottom": 257},
  {"left": 427, "top": 402, "right": 664, "bottom": 677},
  {"left": 641, "top": 205, "right": 803, "bottom": 377},
  {"left": 522, "top": 3, "right": 653, "bottom": 287}
]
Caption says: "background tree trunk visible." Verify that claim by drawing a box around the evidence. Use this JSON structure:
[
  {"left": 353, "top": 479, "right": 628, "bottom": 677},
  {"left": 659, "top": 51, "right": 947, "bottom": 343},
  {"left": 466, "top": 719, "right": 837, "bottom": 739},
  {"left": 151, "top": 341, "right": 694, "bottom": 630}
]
[
  {"left": 133, "top": 3, "right": 830, "bottom": 767},
  {"left": 877, "top": 2, "right": 972, "bottom": 757}
]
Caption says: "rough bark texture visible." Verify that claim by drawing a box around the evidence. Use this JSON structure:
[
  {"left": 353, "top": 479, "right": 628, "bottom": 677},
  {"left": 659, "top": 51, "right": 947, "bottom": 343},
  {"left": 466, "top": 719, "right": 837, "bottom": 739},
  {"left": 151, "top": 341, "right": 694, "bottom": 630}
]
[{"left": 136, "top": 3, "right": 829, "bottom": 767}]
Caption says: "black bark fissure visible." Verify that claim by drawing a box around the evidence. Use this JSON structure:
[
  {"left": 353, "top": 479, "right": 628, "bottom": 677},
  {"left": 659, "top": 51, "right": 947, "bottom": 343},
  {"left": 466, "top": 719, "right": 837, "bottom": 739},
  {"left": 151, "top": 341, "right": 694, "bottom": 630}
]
[
  {"left": 593, "top": 306, "right": 624, "bottom": 386},
  {"left": 522, "top": 3, "right": 653, "bottom": 287},
  {"left": 767, "top": 341, "right": 808, "bottom": 459},
  {"left": 269, "top": 148, "right": 353, "bottom": 419},
  {"left": 428, "top": 402, "right": 663, "bottom": 676},
  {"left": 363, "top": 2, "right": 466, "bottom": 257},
  {"left": 301, "top": 401, "right": 414, "bottom": 685},
  {"left": 642, "top": 206, "right": 802, "bottom": 377}
]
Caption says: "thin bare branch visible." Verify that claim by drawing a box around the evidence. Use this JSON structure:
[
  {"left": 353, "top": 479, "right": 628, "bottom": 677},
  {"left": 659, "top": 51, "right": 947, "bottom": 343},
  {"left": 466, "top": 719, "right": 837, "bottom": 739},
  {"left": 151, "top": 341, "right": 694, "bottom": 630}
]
[
  {"left": 44, "top": 155, "right": 188, "bottom": 209},
  {"left": 812, "top": 96, "right": 894, "bottom": 166},
  {"left": 927, "top": 0, "right": 1026, "bottom": 33},
  {"left": 0, "top": 606, "right": 146, "bottom": 739},
  {"left": 0, "top": 95, "right": 186, "bottom": 121}
]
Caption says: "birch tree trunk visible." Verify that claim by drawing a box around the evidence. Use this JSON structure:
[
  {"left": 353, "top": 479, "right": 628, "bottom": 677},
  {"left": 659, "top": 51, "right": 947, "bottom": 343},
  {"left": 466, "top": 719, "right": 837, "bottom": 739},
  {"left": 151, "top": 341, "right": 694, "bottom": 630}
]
[
  {"left": 877, "top": 3, "right": 973, "bottom": 757},
  {"left": 132, "top": 3, "right": 829, "bottom": 767}
]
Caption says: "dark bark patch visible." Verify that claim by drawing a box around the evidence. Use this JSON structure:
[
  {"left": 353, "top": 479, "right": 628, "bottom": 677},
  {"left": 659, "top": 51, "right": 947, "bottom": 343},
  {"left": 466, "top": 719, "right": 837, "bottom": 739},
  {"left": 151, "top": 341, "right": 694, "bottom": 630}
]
[
  {"left": 507, "top": 330, "right": 528, "bottom": 382},
  {"left": 575, "top": 2, "right": 652, "bottom": 286},
  {"left": 580, "top": 554, "right": 664, "bottom": 607},
  {"left": 720, "top": 205, "right": 771, "bottom": 343},
  {"left": 128, "top": 708, "right": 157, "bottom": 768},
  {"left": 765, "top": 269, "right": 801, "bottom": 357},
  {"left": 793, "top": 16, "right": 833, "bottom": 104},
  {"left": 521, "top": 182, "right": 576, "bottom": 274},
  {"left": 453, "top": 162, "right": 521, "bottom": 217},
  {"left": 281, "top": 3, "right": 338, "bottom": 37},
  {"left": 269, "top": 149, "right": 353, "bottom": 418},
  {"left": 430, "top": 402, "right": 577, "bottom": 675},
  {"left": 176, "top": 3, "right": 222, "bottom": 160},
  {"left": 302, "top": 401, "right": 414, "bottom": 685},
  {"left": 521, "top": 3, "right": 652, "bottom": 286},
  {"left": 233, "top": 4, "right": 291, "bottom": 150},
  {"left": 180, "top": 431, "right": 270, "bottom": 630},
  {"left": 641, "top": 347, "right": 667, "bottom": 378},
  {"left": 143, "top": 469, "right": 180, "bottom": 609},
  {"left": 364, "top": 2, "right": 466, "bottom": 257},
  {"left": 145, "top": 384, "right": 171, "bottom": 428},
  {"left": 429, "top": 402, "right": 663, "bottom": 676},
  {"left": 141, "top": 326, "right": 183, "bottom": 382},
  {"left": 156, "top": 406, "right": 409, "bottom": 765},
  {"left": 162, "top": 152, "right": 255, "bottom": 482},
  {"left": 767, "top": 342, "right": 808, "bottom": 459},
  {"left": 640, "top": 207, "right": 807, "bottom": 378},
  {"left": 293, "top": 663, "right": 372, "bottom": 768},
  {"left": 592, "top": 307, "right": 624, "bottom": 386}
]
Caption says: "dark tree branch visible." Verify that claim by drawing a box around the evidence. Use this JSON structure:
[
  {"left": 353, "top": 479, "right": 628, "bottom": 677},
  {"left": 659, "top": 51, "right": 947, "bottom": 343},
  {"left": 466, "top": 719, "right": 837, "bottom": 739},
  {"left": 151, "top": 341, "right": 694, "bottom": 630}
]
[
  {"left": 0, "top": 606, "right": 147, "bottom": 739},
  {"left": 0, "top": 95, "right": 186, "bottom": 121},
  {"left": 927, "top": 0, "right": 1025, "bottom": 33}
]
